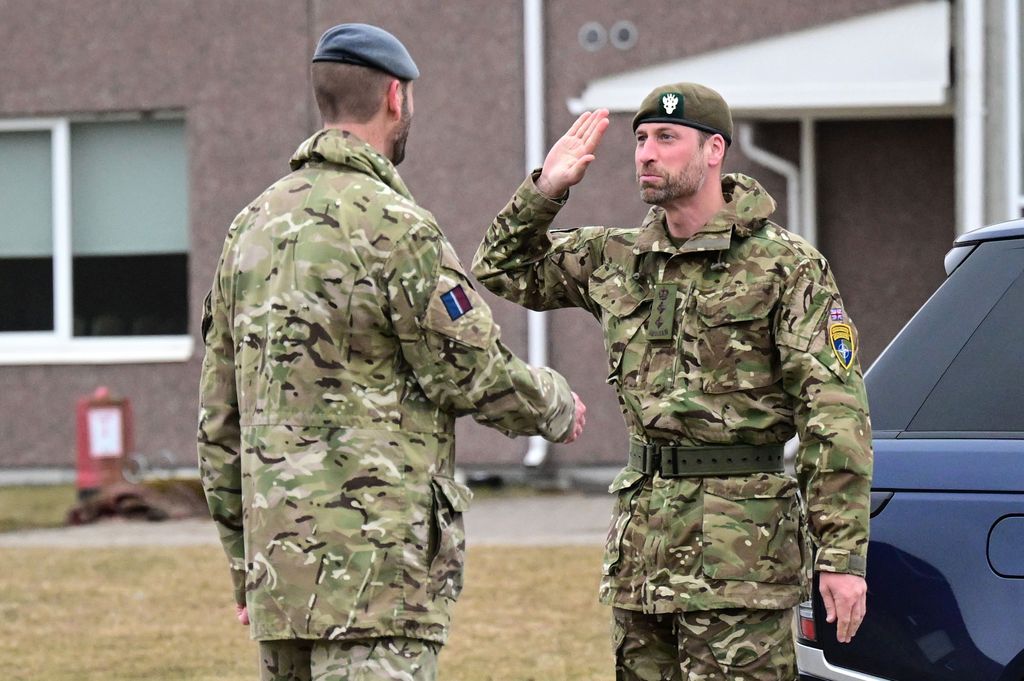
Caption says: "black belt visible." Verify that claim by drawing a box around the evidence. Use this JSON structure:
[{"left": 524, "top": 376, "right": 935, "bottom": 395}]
[{"left": 628, "top": 440, "right": 784, "bottom": 477}]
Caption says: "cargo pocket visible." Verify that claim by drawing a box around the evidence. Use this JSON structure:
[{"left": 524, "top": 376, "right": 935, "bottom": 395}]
[
  {"left": 603, "top": 468, "right": 646, "bottom": 576},
  {"left": 701, "top": 608, "right": 795, "bottom": 674},
  {"left": 701, "top": 475, "right": 801, "bottom": 584},
  {"left": 696, "top": 282, "right": 779, "bottom": 393},
  {"left": 200, "top": 291, "right": 214, "bottom": 342},
  {"left": 428, "top": 476, "right": 473, "bottom": 600}
]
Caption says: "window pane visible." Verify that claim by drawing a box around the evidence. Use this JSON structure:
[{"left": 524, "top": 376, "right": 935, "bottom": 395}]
[
  {"left": 73, "top": 254, "right": 188, "bottom": 336},
  {"left": 0, "top": 130, "right": 54, "bottom": 331},
  {"left": 908, "top": 249, "right": 1024, "bottom": 432},
  {"left": 69, "top": 119, "right": 189, "bottom": 337},
  {"left": 865, "top": 240, "right": 1016, "bottom": 431},
  {"left": 70, "top": 119, "right": 188, "bottom": 255}
]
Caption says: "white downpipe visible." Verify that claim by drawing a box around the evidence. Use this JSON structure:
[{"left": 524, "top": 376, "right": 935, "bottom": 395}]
[
  {"left": 960, "top": 0, "right": 985, "bottom": 233},
  {"left": 52, "top": 120, "right": 72, "bottom": 340},
  {"left": 799, "top": 117, "right": 817, "bottom": 246},
  {"left": 736, "top": 123, "right": 802, "bottom": 238},
  {"left": 523, "top": 0, "right": 549, "bottom": 467},
  {"left": 1005, "top": 0, "right": 1022, "bottom": 218}
]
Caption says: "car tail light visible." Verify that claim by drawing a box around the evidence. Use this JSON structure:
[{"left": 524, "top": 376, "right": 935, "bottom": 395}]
[{"left": 797, "top": 600, "right": 816, "bottom": 642}]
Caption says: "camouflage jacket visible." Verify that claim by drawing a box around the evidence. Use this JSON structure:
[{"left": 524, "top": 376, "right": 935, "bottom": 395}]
[
  {"left": 198, "top": 130, "right": 575, "bottom": 642},
  {"left": 472, "top": 173, "right": 872, "bottom": 613}
]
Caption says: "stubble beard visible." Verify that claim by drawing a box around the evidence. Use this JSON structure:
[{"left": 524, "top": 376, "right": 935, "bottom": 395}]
[
  {"left": 638, "top": 153, "right": 707, "bottom": 206},
  {"left": 389, "top": 97, "right": 413, "bottom": 166}
]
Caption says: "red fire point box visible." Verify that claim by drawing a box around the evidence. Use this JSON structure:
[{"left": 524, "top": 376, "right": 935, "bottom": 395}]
[{"left": 75, "top": 386, "right": 133, "bottom": 498}]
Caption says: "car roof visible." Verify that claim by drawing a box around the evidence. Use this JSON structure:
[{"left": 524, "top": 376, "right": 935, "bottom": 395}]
[{"left": 954, "top": 218, "right": 1024, "bottom": 245}]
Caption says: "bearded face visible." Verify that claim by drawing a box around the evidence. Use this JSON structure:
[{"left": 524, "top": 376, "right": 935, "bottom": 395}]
[{"left": 636, "top": 141, "right": 707, "bottom": 206}]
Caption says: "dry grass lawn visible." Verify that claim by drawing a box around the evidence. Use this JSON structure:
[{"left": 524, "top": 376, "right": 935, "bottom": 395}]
[
  {"left": 0, "top": 542, "right": 610, "bottom": 680},
  {"left": 0, "top": 484, "right": 77, "bottom": 532}
]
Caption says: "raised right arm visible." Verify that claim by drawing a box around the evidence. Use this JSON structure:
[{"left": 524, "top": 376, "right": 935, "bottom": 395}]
[{"left": 471, "top": 110, "right": 611, "bottom": 313}]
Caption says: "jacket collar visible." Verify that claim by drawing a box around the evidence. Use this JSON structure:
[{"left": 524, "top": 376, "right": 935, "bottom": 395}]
[
  {"left": 289, "top": 128, "right": 413, "bottom": 200},
  {"left": 632, "top": 173, "right": 777, "bottom": 255}
]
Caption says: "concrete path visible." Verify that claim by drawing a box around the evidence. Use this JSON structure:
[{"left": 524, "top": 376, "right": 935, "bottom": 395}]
[{"left": 0, "top": 492, "right": 614, "bottom": 548}]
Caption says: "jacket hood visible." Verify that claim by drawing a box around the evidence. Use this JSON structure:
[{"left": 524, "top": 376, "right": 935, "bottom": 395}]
[{"left": 289, "top": 129, "right": 413, "bottom": 201}]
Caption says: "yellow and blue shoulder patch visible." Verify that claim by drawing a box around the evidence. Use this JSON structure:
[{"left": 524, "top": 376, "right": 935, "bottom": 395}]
[{"left": 829, "top": 321, "right": 855, "bottom": 370}]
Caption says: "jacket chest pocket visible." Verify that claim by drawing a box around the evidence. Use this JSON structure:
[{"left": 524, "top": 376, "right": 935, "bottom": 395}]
[
  {"left": 696, "top": 282, "right": 779, "bottom": 394},
  {"left": 588, "top": 264, "right": 653, "bottom": 390}
]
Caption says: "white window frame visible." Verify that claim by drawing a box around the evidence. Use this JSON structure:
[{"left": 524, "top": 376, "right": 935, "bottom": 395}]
[{"left": 0, "top": 117, "right": 193, "bottom": 365}]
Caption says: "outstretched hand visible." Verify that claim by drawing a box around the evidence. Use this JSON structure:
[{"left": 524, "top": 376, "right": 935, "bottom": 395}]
[
  {"left": 536, "top": 110, "right": 610, "bottom": 199},
  {"left": 563, "top": 392, "right": 587, "bottom": 443}
]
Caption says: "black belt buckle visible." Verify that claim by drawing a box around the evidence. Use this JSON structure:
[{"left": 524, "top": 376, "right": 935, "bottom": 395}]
[{"left": 645, "top": 444, "right": 661, "bottom": 475}]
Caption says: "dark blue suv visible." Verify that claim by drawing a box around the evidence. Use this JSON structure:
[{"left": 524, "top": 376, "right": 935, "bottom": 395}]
[{"left": 796, "top": 220, "right": 1024, "bottom": 680}]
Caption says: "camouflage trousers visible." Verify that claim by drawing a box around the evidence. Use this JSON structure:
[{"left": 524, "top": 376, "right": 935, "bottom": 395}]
[
  {"left": 612, "top": 607, "right": 795, "bottom": 681},
  {"left": 258, "top": 637, "right": 439, "bottom": 681}
]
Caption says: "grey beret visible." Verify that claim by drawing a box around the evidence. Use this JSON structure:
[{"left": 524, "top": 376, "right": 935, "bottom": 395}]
[{"left": 312, "top": 23, "right": 419, "bottom": 80}]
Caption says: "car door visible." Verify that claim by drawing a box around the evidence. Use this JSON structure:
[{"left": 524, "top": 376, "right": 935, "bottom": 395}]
[{"left": 802, "top": 235, "right": 1024, "bottom": 681}]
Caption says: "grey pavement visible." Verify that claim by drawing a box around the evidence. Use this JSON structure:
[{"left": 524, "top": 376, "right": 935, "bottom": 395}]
[{"left": 0, "top": 491, "right": 614, "bottom": 548}]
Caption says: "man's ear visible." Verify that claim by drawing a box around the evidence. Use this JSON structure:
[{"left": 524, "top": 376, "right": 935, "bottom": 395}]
[
  {"left": 706, "top": 134, "right": 727, "bottom": 168},
  {"left": 385, "top": 79, "right": 403, "bottom": 121}
]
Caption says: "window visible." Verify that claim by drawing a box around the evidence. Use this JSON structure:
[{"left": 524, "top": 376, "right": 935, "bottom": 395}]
[
  {"left": 0, "top": 116, "right": 192, "bottom": 364},
  {"left": 867, "top": 238, "right": 1024, "bottom": 434},
  {"left": 908, "top": 251, "right": 1024, "bottom": 433}
]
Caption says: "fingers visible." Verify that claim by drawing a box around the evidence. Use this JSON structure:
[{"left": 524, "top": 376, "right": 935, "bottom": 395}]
[
  {"left": 846, "top": 593, "right": 867, "bottom": 640},
  {"left": 567, "top": 109, "right": 610, "bottom": 146},
  {"left": 235, "top": 604, "right": 250, "bottom": 626},
  {"left": 566, "top": 111, "right": 593, "bottom": 137},
  {"left": 819, "top": 573, "right": 867, "bottom": 644},
  {"left": 564, "top": 392, "right": 587, "bottom": 443},
  {"left": 580, "top": 109, "right": 610, "bottom": 149},
  {"left": 820, "top": 580, "right": 837, "bottom": 624}
]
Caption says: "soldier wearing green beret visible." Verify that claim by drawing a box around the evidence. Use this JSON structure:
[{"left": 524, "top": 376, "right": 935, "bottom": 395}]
[
  {"left": 197, "top": 22, "right": 585, "bottom": 681},
  {"left": 472, "top": 82, "right": 872, "bottom": 680}
]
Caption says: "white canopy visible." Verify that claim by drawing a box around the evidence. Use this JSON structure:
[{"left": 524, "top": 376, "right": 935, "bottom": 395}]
[{"left": 569, "top": 1, "right": 951, "bottom": 118}]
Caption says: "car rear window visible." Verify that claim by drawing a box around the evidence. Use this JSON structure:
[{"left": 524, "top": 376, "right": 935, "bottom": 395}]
[
  {"left": 866, "top": 238, "right": 1024, "bottom": 435},
  {"left": 908, "top": 256, "right": 1024, "bottom": 433}
]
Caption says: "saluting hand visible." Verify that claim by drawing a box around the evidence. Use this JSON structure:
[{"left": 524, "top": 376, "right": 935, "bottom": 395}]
[{"left": 536, "top": 109, "right": 610, "bottom": 199}]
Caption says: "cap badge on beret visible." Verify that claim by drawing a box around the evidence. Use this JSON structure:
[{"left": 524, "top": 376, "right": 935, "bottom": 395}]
[
  {"left": 661, "top": 93, "right": 681, "bottom": 116},
  {"left": 632, "top": 82, "right": 734, "bottom": 145}
]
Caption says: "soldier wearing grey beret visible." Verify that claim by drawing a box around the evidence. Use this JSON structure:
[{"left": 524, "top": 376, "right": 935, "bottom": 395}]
[{"left": 312, "top": 22, "right": 420, "bottom": 80}]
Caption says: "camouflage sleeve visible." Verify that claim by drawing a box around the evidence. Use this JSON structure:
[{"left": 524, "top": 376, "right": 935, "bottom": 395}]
[
  {"left": 197, "top": 255, "right": 246, "bottom": 606},
  {"left": 775, "top": 260, "right": 873, "bottom": 577},
  {"left": 385, "top": 219, "right": 576, "bottom": 441},
  {"left": 471, "top": 171, "right": 606, "bottom": 315}
]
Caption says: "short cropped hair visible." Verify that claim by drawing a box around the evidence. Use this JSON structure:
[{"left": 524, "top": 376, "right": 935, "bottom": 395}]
[
  {"left": 696, "top": 129, "right": 728, "bottom": 160},
  {"left": 311, "top": 62, "right": 401, "bottom": 124}
]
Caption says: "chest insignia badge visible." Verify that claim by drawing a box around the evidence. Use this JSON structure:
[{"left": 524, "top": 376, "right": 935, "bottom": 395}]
[{"left": 646, "top": 283, "right": 677, "bottom": 341}]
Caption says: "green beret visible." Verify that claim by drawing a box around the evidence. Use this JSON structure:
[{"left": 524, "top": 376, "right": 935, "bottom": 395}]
[
  {"left": 312, "top": 23, "right": 419, "bottom": 81},
  {"left": 631, "top": 82, "right": 733, "bottom": 145}
]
